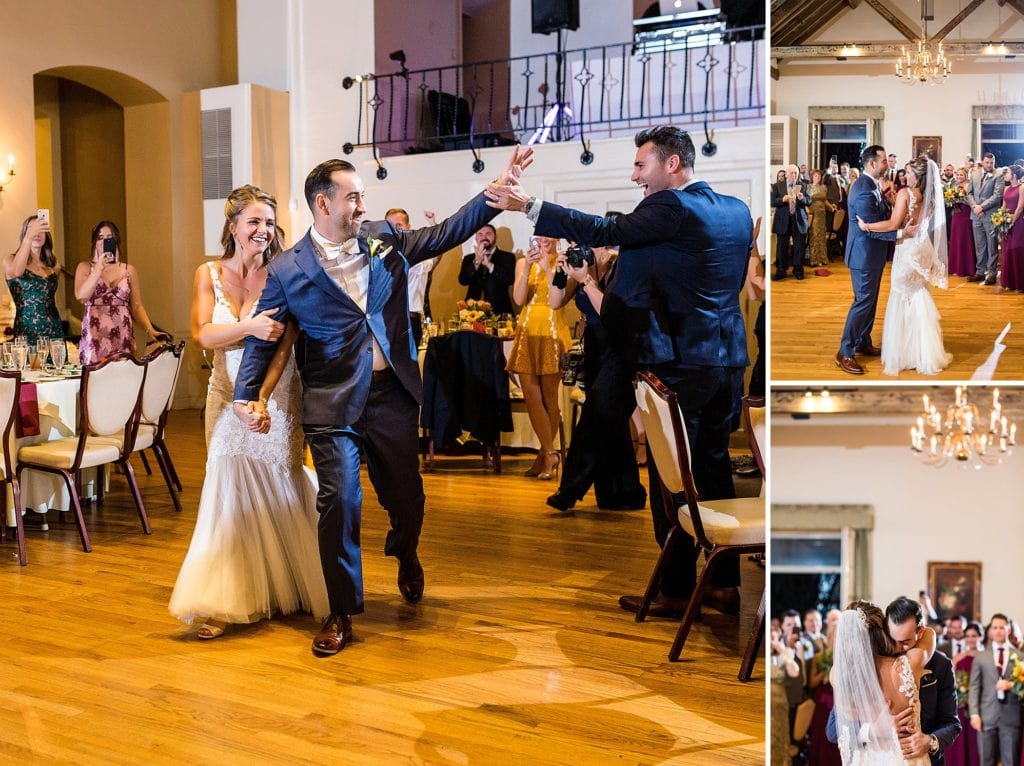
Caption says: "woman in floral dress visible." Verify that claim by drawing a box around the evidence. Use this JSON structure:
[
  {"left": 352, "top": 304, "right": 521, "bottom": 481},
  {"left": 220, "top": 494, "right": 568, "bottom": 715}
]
[
  {"left": 74, "top": 220, "right": 167, "bottom": 364},
  {"left": 4, "top": 214, "right": 64, "bottom": 343}
]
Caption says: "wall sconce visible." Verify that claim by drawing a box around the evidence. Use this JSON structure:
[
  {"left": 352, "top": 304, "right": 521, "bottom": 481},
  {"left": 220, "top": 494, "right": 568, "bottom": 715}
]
[{"left": 0, "top": 154, "right": 14, "bottom": 191}]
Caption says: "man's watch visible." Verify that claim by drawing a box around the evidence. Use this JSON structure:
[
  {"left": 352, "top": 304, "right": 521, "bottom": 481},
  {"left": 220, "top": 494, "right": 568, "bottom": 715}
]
[
  {"left": 522, "top": 196, "right": 537, "bottom": 217},
  {"left": 928, "top": 734, "right": 939, "bottom": 756}
]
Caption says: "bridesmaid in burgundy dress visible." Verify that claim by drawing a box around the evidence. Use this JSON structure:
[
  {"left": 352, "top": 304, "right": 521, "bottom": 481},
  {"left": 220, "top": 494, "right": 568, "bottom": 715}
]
[
  {"left": 807, "top": 625, "right": 842, "bottom": 766},
  {"left": 947, "top": 167, "right": 976, "bottom": 277},
  {"left": 999, "top": 166, "right": 1024, "bottom": 291},
  {"left": 946, "top": 621, "right": 983, "bottom": 766}
]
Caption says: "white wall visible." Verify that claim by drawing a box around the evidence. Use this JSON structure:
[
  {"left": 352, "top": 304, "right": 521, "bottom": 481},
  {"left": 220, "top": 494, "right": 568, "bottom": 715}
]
[
  {"left": 509, "top": 0, "right": 634, "bottom": 58},
  {"left": 772, "top": 416, "right": 1024, "bottom": 623},
  {"left": 772, "top": 72, "right": 1022, "bottom": 169}
]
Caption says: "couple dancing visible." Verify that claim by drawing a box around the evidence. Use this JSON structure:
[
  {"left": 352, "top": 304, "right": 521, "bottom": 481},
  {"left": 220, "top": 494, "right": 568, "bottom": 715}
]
[
  {"left": 828, "top": 597, "right": 961, "bottom": 765},
  {"left": 836, "top": 147, "right": 951, "bottom": 376},
  {"left": 169, "top": 146, "right": 533, "bottom": 653}
]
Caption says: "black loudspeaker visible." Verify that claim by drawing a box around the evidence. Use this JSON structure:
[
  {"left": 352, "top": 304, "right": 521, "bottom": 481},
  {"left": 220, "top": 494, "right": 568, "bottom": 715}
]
[{"left": 531, "top": 0, "right": 579, "bottom": 34}]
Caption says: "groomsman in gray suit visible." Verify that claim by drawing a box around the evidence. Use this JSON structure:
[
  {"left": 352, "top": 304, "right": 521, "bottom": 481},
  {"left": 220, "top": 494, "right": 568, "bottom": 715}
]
[
  {"left": 966, "top": 152, "right": 1006, "bottom": 285},
  {"left": 968, "top": 613, "right": 1023, "bottom": 765}
]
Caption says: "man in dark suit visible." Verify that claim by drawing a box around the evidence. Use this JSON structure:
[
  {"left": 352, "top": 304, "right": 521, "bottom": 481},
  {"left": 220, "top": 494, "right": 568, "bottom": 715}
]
[
  {"left": 457, "top": 224, "right": 516, "bottom": 315},
  {"left": 836, "top": 144, "right": 906, "bottom": 375},
  {"left": 827, "top": 596, "right": 961, "bottom": 763},
  {"left": 483, "top": 126, "right": 752, "bottom": 617},
  {"left": 771, "top": 164, "right": 808, "bottom": 280},
  {"left": 233, "top": 148, "right": 532, "bottom": 655}
]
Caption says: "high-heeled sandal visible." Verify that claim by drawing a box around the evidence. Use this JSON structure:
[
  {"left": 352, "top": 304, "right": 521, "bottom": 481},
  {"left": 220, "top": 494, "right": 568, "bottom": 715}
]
[
  {"left": 537, "top": 450, "right": 561, "bottom": 480},
  {"left": 524, "top": 452, "right": 545, "bottom": 477},
  {"left": 634, "top": 436, "right": 648, "bottom": 467},
  {"left": 198, "top": 620, "right": 229, "bottom": 640}
]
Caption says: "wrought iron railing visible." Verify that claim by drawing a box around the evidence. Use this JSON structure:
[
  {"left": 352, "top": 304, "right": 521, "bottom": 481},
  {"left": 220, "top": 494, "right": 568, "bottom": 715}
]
[{"left": 342, "top": 23, "right": 764, "bottom": 180}]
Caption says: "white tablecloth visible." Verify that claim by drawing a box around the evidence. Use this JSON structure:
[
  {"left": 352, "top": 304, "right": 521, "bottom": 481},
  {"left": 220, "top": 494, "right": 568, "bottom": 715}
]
[{"left": 5, "top": 375, "right": 101, "bottom": 528}]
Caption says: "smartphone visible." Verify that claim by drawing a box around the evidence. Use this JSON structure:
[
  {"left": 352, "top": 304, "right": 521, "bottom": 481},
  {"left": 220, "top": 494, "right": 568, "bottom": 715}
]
[
  {"left": 529, "top": 236, "right": 539, "bottom": 249},
  {"left": 36, "top": 208, "right": 50, "bottom": 227},
  {"left": 102, "top": 237, "right": 117, "bottom": 263}
]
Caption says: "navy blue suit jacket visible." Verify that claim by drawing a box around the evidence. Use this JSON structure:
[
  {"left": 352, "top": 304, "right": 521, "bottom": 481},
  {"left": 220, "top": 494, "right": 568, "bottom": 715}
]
[
  {"left": 825, "top": 650, "right": 961, "bottom": 764},
  {"left": 844, "top": 174, "right": 897, "bottom": 271},
  {"left": 234, "top": 192, "right": 498, "bottom": 426},
  {"left": 534, "top": 183, "right": 751, "bottom": 379},
  {"left": 770, "top": 179, "right": 808, "bottom": 235}
]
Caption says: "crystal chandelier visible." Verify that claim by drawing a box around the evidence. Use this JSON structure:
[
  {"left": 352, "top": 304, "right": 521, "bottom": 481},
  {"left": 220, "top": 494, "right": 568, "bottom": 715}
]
[
  {"left": 911, "top": 387, "right": 1016, "bottom": 469},
  {"left": 895, "top": 12, "right": 951, "bottom": 85}
]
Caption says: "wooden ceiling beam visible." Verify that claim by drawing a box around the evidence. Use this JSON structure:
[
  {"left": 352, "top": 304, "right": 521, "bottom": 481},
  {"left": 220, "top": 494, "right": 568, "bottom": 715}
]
[
  {"left": 771, "top": 0, "right": 820, "bottom": 45},
  {"left": 773, "top": 41, "right": 1024, "bottom": 59},
  {"left": 933, "top": 0, "right": 985, "bottom": 41},
  {"left": 792, "top": 2, "right": 850, "bottom": 45},
  {"left": 863, "top": 0, "right": 920, "bottom": 41}
]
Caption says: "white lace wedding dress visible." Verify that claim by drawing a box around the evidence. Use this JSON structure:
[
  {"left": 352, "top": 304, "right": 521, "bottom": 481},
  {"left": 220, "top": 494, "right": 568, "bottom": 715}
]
[
  {"left": 881, "top": 197, "right": 952, "bottom": 376},
  {"left": 169, "top": 263, "right": 329, "bottom": 624}
]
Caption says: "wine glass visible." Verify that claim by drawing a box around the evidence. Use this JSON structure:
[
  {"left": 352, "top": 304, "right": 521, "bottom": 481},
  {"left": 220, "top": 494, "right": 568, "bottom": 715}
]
[
  {"left": 36, "top": 338, "right": 50, "bottom": 371},
  {"left": 50, "top": 339, "right": 66, "bottom": 373}
]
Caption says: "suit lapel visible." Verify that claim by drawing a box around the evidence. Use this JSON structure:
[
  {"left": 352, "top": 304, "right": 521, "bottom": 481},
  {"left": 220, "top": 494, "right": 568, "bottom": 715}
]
[
  {"left": 296, "top": 234, "right": 364, "bottom": 313},
  {"left": 362, "top": 235, "right": 394, "bottom": 315}
]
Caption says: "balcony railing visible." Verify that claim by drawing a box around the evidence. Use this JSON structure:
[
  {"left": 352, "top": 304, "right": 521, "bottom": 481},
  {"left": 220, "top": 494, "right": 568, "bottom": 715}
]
[{"left": 342, "top": 23, "right": 764, "bottom": 179}]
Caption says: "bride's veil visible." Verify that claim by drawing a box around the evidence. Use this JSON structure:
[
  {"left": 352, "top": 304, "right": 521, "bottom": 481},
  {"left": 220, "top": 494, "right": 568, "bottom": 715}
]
[
  {"left": 831, "top": 609, "right": 902, "bottom": 761},
  {"left": 920, "top": 158, "right": 949, "bottom": 288}
]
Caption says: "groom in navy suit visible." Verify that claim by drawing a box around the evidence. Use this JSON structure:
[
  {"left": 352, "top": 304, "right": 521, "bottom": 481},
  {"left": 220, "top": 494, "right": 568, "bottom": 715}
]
[
  {"left": 836, "top": 144, "right": 911, "bottom": 375},
  {"left": 483, "top": 126, "right": 752, "bottom": 618},
  {"left": 234, "top": 149, "right": 531, "bottom": 655}
]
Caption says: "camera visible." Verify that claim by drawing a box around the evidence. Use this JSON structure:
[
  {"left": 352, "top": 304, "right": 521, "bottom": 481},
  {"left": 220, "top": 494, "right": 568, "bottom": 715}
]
[
  {"left": 551, "top": 243, "right": 595, "bottom": 289},
  {"left": 559, "top": 342, "right": 585, "bottom": 387}
]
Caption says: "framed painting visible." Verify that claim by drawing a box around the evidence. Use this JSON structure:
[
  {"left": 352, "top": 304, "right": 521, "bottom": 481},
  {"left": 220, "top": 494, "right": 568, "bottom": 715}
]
[
  {"left": 913, "top": 136, "right": 942, "bottom": 164},
  {"left": 928, "top": 562, "right": 981, "bottom": 622}
]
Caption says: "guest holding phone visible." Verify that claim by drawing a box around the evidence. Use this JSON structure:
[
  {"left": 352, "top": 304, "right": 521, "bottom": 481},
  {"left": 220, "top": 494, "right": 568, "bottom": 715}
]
[
  {"left": 4, "top": 213, "right": 64, "bottom": 344},
  {"left": 75, "top": 220, "right": 167, "bottom": 364}
]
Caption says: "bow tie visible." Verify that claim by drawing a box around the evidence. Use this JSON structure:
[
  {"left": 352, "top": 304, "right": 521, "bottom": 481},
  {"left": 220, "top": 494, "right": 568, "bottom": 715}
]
[{"left": 320, "top": 238, "right": 360, "bottom": 261}]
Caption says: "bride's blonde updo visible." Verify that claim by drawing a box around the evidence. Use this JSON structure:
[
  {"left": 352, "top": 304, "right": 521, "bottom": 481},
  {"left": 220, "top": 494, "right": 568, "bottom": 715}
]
[
  {"left": 220, "top": 184, "right": 285, "bottom": 264},
  {"left": 846, "top": 600, "right": 896, "bottom": 657},
  {"left": 906, "top": 157, "right": 930, "bottom": 191}
]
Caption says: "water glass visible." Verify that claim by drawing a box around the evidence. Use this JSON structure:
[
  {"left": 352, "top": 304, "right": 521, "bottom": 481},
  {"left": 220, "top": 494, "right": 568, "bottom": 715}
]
[
  {"left": 50, "top": 339, "right": 66, "bottom": 372},
  {"left": 36, "top": 339, "right": 50, "bottom": 370},
  {"left": 12, "top": 344, "right": 27, "bottom": 372}
]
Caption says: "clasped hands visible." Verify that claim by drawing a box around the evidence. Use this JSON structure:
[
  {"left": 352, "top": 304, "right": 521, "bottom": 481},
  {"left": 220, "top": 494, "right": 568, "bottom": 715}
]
[
  {"left": 233, "top": 399, "right": 270, "bottom": 434},
  {"left": 484, "top": 144, "right": 537, "bottom": 211}
]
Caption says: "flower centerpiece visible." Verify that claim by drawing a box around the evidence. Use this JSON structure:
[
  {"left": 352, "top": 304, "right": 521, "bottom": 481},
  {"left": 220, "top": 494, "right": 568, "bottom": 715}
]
[{"left": 456, "top": 299, "right": 495, "bottom": 333}]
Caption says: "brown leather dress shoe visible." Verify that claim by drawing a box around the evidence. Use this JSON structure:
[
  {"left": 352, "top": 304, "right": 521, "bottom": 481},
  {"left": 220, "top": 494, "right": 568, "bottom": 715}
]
[
  {"left": 702, "top": 586, "right": 741, "bottom": 615},
  {"left": 834, "top": 352, "right": 865, "bottom": 375},
  {"left": 312, "top": 613, "right": 352, "bottom": 656},
  {"left": 618, "top": 593, "right": 688, "bottom": 619},
  {"left": 966, "top": 274, "right": 984, "bottom": 282},
  {"left": 857, "top": 343, "right": 882, "bottom": 357},
  {"left": 398, "top": 554, "right": 425, "bottom": 603}
]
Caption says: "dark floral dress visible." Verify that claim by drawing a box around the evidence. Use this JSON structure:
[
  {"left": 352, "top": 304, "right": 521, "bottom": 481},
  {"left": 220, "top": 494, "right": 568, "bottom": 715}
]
[
  {"left": 80, "top": 272, "right": 134, "bottom": 365},
  {"left": 7, "top": 270, "right": 63, "bottom": 344}
]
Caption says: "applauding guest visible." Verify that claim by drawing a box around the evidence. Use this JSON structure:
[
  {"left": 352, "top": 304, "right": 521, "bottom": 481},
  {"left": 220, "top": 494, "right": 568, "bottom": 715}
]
[
  {"left": 4, "top": 214, "right": 64, "bottom": 344},
  {"left": 458, "top": 224, "right": 516, "bottom": 315},
  {"left": 75, "top": 220, "right": 168, "bottom": 364}
]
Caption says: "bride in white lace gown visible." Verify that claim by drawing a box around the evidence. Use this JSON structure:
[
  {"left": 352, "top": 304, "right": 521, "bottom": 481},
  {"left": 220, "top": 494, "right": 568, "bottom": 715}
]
[
  {"left": 832, "top": 603, "right": 935, "bottom": 766},
  {"left": 169, "top": 186, "right": 328, "bottom": 637},
  {"left": 858, "top": 157, "right": 952, "bottom": 375}
]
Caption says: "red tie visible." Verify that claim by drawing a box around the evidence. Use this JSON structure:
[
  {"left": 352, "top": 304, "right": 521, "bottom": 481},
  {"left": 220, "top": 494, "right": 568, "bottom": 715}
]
[{"left": 997, "top": 646, "right": 1005, "bottom": 676}]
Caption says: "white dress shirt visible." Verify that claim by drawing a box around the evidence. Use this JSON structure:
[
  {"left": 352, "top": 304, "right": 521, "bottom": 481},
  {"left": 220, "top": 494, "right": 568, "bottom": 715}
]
[
  {"left": 310, "top": 226, "right": 387, "bottom": 371},
  {"left": 407, "top": 258, "right": 436, "bottom": 314}
]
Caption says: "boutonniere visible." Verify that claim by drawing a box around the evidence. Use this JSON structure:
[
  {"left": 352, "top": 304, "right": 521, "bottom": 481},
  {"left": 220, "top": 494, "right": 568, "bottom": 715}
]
[{"left": 367, "top": 236, "right": 393, "bottom": 264}]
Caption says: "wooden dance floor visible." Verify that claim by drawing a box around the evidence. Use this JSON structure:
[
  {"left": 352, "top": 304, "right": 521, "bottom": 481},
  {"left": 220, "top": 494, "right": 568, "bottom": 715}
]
[
  {"left": 0, "top": 410, "right": 764, "bottom": 764},
  {"left": 771, "top": 259, "right": 1024, "bottom": 381}
]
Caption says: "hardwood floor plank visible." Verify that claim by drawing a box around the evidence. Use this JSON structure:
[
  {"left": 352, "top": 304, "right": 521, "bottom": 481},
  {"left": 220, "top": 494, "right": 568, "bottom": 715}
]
[
  {"left": 1, "top": 410, "right": 764, "bottom": 764},
  {"left": 770, "top": 260, "right": 1024, "bottom": 380}
]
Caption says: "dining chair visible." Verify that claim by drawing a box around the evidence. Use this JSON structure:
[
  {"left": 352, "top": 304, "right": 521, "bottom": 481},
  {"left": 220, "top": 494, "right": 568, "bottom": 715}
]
[
  {"left": 633, "top": 372, "right": 765, "bottom": 677},
  {"left": 0, "top": 370, "right": 25, "bottom": 565},
  {"left": 124, "top": 342, "right": 185, "bottom": 510},
  {"left": 17, "top": 353, "right": 149, "bottom": 552}
]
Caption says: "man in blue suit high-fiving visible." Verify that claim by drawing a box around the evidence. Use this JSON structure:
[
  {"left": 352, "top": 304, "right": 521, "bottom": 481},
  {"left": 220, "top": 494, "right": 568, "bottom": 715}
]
[
  {"left": 484, "top": 127, "right": 752, "bottom": 619},
  {"left": 836, "top": 144, "right": 915, "bottom": 375},
  {"left": 233, "top": 147, "right": 533, "bottom": 656}
]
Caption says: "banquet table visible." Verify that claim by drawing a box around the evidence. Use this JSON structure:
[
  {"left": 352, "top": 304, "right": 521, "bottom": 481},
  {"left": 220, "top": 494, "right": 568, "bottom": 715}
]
[{"left": 5, "top": 371, "right": 101, "bottom": 529}]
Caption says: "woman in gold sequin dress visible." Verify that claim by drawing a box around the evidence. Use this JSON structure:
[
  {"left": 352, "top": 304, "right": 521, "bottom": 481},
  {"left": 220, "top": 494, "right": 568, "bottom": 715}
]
[{"left": 506, "top": 236, "right": 571, "bottom": 480}]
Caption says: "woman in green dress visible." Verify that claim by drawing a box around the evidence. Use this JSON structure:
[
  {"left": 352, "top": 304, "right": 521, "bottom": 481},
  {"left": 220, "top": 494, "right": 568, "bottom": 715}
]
[{"left": 4, "top": 215, "right": 64, "bottom": 343}]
